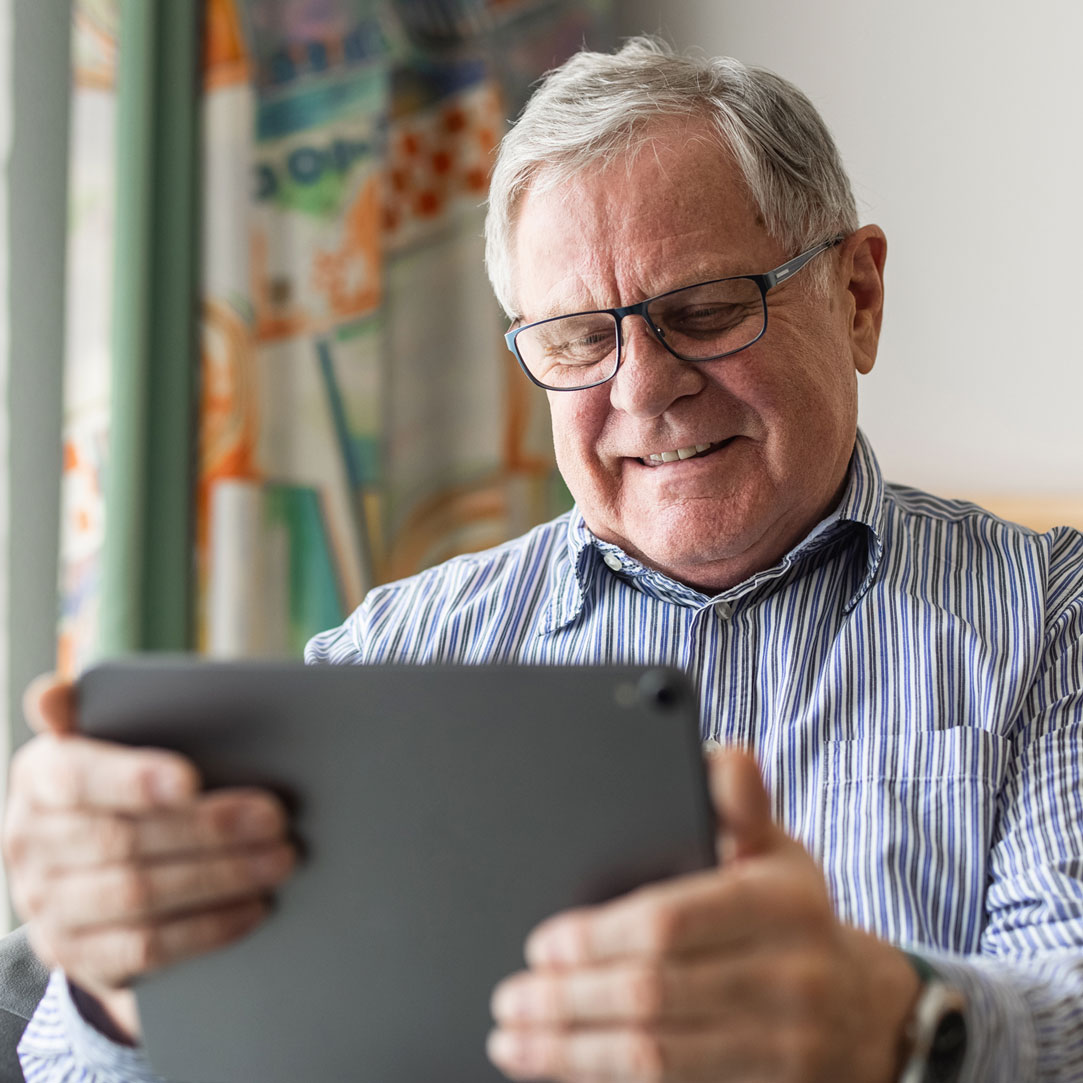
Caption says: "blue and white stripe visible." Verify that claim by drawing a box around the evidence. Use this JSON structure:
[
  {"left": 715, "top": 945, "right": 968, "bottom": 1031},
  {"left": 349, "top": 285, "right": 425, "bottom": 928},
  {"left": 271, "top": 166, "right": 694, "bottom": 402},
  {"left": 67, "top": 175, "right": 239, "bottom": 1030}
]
[
  {"left": 22, "top": 430, "right": 1083, "bottom": 1081},
  {"left": 18, "top": 971, "right": 162, "bottom": 1082}
]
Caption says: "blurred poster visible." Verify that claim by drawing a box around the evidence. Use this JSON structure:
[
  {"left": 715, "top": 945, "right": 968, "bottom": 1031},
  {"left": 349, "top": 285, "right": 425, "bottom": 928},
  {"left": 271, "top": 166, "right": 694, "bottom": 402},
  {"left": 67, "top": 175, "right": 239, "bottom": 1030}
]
[
  {"left": 198, "top": 0, "right": 386, "bottom": 655},
  {"left": 377, "top": 0, "right": 608, "bottom": 576},
  {"left": 61, "top": 0, "right": 611, "bottom": 667},
  {"left": 199, "top": 0, "right": 614, "bottom": 656}
]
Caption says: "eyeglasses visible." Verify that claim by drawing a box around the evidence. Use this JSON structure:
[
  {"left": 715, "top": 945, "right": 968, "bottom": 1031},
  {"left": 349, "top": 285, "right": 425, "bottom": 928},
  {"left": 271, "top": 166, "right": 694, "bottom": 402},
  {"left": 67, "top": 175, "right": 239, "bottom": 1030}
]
[{"left": 504, "top": 235, "right": 844, "bottom": 391}]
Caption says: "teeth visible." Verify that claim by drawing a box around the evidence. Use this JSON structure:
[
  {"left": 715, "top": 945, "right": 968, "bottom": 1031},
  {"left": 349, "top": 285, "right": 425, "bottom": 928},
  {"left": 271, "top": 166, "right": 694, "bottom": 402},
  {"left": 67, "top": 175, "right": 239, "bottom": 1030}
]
[{"left": 648, "top": 442, "right": 714, "bottom": 464}]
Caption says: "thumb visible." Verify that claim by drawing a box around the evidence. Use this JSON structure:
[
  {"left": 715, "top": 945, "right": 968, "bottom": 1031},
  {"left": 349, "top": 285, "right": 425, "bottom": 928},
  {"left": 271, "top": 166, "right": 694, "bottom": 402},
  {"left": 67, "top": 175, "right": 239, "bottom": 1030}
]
[
  {"left": 23, "top": 673, "right": 77, "bottom": 737},
  {"left": 706, "top": 747, "right": 777, "bottom": 862}
]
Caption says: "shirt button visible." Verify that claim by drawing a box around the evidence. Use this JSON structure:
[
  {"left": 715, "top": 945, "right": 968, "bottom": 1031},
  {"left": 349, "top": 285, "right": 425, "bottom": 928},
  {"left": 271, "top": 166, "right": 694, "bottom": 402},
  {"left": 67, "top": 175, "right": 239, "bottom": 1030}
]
[
  {"left": 713, "top": 601, "right": 733, "bottom": 619},
  {"left": 603, "top": 553, "right": 623, "bottom": 572}
]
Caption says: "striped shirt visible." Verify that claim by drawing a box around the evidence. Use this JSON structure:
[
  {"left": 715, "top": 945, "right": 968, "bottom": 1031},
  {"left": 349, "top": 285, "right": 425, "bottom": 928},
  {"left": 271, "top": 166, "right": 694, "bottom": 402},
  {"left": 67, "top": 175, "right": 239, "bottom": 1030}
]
[{"left": 21, "top": 431, "right": 1083, "bottom": 1081}]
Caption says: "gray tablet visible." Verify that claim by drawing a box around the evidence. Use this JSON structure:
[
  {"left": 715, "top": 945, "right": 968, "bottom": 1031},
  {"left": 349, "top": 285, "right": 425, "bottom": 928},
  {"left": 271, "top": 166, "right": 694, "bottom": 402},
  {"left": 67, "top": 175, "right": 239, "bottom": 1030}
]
[{"left": 78, "top": 659, "right": 715, "bottom": 1083}]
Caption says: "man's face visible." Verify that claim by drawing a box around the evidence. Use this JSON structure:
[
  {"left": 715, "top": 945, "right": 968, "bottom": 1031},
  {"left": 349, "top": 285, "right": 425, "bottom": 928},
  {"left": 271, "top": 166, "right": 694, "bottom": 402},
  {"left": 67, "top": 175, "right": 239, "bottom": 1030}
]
[{"left": 510, "top": 122, "right": 884, "bottom": 593}]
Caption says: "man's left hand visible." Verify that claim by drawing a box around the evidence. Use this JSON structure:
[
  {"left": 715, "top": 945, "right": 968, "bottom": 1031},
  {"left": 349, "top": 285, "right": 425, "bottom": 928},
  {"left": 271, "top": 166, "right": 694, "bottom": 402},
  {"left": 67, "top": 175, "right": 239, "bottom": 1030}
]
[{"left": 488, "top": 749, "right": 921, "bottom": 1083}]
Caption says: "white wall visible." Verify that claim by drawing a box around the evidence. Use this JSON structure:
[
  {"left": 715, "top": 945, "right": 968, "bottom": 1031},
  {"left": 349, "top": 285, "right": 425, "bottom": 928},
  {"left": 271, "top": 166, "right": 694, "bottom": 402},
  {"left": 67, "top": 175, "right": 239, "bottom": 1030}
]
[{"left": 618, "top": 0, "right": 1083, "bottom": 499}]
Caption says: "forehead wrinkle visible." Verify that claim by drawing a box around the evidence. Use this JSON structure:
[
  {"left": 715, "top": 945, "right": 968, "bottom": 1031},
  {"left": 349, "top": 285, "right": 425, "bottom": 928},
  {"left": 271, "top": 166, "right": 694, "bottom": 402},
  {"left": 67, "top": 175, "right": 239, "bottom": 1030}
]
[
  {"left": 525, "top": 218, "right": 760, "bottom": 321},
  {"left": 512, "top": 129, "right": 784, "bottom": 321}
]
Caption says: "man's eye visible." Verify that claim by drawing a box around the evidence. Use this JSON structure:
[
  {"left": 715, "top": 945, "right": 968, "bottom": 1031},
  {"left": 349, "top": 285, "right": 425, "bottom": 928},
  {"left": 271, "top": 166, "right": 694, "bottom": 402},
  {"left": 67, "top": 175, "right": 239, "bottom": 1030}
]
[
  {"left": 565, "top": 331, "right": 610, "bottom": 350},
  {"left": 546, "top": 330, "right": 613, "bottom": 363},
  {"left": 671, "top": 302, "right": 751, "bottom": 331}
]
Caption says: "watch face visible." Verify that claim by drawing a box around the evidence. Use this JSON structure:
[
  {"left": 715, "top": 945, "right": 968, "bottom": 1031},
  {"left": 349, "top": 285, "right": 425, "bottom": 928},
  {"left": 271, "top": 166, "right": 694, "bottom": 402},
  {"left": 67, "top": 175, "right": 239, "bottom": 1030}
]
[
  {"left": 901, "top": 980, "right": 968, "bottom": 1083},
  {"left": 928, "top": 1006, "right": 967, "bottom": 1082}
]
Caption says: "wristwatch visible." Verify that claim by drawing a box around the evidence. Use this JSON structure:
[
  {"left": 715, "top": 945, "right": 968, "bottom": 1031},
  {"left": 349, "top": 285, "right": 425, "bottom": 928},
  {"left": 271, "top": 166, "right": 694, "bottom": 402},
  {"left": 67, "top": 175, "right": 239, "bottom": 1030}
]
[{"left": 898, "top": 952, "right": 968, "bottom": 1083}]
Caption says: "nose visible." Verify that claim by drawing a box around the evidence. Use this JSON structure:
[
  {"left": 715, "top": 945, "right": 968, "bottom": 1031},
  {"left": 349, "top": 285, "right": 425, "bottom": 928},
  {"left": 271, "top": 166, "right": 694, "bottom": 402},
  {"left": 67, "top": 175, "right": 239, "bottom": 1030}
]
[{"left": 608, "top": 314, "right": 706, "bottom": 419}]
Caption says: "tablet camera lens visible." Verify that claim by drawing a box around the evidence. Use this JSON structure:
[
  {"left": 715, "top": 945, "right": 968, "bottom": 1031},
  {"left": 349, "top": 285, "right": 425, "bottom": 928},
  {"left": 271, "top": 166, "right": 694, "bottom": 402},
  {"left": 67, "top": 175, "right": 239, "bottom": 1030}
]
[{"left": 637, "top": 670, "right": 683, "bottom": 711}]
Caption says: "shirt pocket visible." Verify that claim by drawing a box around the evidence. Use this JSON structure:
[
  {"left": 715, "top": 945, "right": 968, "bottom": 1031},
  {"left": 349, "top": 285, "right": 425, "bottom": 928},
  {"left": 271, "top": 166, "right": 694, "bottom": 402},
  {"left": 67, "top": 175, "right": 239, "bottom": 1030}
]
[{"left": 817, "top": 726, "right": 1010, "bottom": 953}]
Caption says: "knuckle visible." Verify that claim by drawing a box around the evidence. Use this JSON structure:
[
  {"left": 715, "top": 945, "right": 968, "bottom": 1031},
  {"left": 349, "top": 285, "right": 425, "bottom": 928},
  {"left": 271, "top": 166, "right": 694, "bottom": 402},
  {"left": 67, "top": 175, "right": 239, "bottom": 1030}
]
[
  {"left": 626, "top": 1031, "right": 667, "bottom": 1082},
  {"left": 725, "top": 867, "right": 758, "bottom": 913},
  {"left": 96, "top": 815, "right": 140, "bottom": 861},
  {"left": 536, "top": 974, "right": 564, "bottom": 1020},
  {"left": 626, "top": 965, "right": 667, "bottom": 1021},
  {"left": 116, "top": 868, "right": 154, "bottom": 916},
  {"left": 48, "top": 755, "right": 84, "bottom": 807},
  {"left": 544, "top": 1033, "right": 571, "bottom": 1078},
  {"left": 789, "top": 955, "right": 833, "bottom": 1007},
  {"left": 125, "top": 926, "right": 165, "bottom": 975},
  {"left": 641, "top": 904, "right": 682, "bottom": 955},
  {"left": 195, "top": 856, "right": 229, "bottom": 901}
]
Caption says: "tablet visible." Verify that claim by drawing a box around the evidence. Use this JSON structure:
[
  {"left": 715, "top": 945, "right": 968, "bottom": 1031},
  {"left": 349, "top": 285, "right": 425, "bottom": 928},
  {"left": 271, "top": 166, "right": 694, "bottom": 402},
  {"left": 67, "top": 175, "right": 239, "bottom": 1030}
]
[{"left": 77, "top": 659, "right": 715, "bottom": 1083}]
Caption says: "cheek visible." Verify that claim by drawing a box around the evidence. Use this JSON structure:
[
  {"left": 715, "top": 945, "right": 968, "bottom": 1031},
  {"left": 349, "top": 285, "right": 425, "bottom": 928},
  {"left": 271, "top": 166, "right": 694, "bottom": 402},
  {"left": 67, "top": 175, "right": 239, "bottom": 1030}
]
[
  {"left": 547, "top": 391, "right": 606, "bottom": 465},
  {"left": 737, "top": 329, "right": 856, "bottom": 436}
]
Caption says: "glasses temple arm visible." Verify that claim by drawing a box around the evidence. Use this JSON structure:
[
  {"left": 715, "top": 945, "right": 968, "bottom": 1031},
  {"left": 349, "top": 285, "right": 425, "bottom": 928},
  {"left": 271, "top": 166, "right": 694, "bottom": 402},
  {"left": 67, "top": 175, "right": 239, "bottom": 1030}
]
[{"left": 763, "top": 234, "right": 845, "bottom": 289}]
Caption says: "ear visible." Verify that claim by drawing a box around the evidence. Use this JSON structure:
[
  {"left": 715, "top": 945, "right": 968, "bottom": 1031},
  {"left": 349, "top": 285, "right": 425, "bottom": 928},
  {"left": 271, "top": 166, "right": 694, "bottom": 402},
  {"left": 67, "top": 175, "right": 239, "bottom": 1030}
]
[{"left": 839, "top": 225, "right": 887, "bottom": 375}]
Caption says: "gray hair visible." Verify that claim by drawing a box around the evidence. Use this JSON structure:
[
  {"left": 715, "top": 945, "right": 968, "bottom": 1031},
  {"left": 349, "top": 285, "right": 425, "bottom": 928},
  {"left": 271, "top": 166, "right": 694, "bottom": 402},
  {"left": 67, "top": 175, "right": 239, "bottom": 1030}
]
[{"left": 484, "top": 36, "right": 858, "bottom": 317}]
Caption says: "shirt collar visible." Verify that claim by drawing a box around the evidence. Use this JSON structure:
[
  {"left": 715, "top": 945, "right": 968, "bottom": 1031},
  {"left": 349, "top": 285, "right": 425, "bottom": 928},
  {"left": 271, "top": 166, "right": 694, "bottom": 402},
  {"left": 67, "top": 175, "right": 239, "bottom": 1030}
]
[
  {"left": 834, "top": 428, "right": 886, "bottom": 610},
  {"left": 539, "top": 428, "right": 887, "bottom": 634}
]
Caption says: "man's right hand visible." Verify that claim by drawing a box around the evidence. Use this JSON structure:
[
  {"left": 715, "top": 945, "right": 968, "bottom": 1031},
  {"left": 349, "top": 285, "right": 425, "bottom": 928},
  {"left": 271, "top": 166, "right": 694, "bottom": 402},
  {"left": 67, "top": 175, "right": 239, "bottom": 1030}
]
[{"left": 1, "top": 673, "right": 296, "bottom": 1043}]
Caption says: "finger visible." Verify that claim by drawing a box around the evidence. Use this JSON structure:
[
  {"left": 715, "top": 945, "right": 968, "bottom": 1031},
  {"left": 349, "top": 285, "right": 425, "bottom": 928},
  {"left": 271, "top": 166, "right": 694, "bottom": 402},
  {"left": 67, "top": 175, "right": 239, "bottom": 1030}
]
[
  {"left": 45, "top": 842, "right": 296, "bottom": 927},
  {"left": 10, "top": 734, "right": 200, "bottom": 811},
  {"left": 14, "top": 789, "right": 290, "bottom": 870},
  {"left": 46, "top": 898, "right": 271, "bottom": 991},
  {"left": 493, "top": 955, "right": 768, "bottom": 1027},
  {"left": 487, "top": 1024, "right": 760, "bottom": 1083},
  {"left": 23, "top": 673, "right": 76, "bottom": 736},
  {"left": 526, "top": 852, "right": 830, "bottom": 968},
  {"left": 706, "top": 748, "right": 777, "bottom": 861},
  {"left": 526, "top": 870, "right": 741, "bottom": 967}
]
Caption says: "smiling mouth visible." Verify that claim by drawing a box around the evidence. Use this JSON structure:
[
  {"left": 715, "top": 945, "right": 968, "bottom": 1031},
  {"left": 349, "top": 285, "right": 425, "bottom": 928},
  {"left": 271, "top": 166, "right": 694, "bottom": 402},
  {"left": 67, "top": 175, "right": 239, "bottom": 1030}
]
[{"left": 639, "top": 439, "right": 732, "bottom": 466}]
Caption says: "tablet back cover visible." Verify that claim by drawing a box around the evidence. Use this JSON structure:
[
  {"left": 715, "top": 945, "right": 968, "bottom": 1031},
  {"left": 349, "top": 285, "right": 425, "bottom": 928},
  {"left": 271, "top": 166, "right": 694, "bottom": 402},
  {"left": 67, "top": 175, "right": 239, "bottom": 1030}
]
[{"left": 78, "top": 660, "right": 714, "bottom": 1083}]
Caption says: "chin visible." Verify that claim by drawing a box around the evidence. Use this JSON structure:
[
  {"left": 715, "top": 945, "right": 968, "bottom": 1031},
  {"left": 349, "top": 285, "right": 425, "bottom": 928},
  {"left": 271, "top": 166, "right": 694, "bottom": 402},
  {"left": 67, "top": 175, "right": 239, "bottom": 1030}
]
[
  {"left": 625, "top": 528, "right": 744, "bottom": 577},
  {"left": 617, "top": 500, "right": 781, "bottom": 585}
]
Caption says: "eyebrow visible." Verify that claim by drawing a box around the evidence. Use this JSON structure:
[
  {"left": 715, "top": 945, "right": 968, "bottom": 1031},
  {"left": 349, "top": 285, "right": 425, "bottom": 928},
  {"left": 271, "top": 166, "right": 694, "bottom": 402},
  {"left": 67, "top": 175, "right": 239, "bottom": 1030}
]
[{"left": 518, "top": 266, "right": 747, "bottom": 324}]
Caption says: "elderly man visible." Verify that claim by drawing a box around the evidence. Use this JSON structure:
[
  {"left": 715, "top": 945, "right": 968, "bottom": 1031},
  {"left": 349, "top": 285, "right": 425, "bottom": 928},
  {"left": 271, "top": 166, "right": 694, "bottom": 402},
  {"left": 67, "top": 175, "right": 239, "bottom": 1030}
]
[{"left": 5, "top": 37, "right": 1083, "bottom": 1083}]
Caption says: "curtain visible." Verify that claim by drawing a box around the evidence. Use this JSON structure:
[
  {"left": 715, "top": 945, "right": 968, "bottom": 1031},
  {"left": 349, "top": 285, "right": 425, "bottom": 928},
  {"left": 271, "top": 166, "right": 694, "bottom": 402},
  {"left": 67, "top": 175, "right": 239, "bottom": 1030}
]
[{"left": 59, "top": 0, "right": 613, "bottom": 672}]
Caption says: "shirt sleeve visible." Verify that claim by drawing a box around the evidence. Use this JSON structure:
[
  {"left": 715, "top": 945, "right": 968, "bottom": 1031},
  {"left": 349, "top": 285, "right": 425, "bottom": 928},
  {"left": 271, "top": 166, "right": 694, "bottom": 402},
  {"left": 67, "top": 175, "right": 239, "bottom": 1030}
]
[
  {"left": 926, "top": 532, "right": 1083, "bottom": 1082},
  {"left": 18, "top": 971, "right": 164, "bottom": 1082},
  {"left": 914, "top": 951, "right": 1080, "bottom": 1082},
  {"left": 305, "top": 597, "right": 371, "bottom": 664},
  {"left": 14, "top": 600, "right": 377, "bottom": 1080}
]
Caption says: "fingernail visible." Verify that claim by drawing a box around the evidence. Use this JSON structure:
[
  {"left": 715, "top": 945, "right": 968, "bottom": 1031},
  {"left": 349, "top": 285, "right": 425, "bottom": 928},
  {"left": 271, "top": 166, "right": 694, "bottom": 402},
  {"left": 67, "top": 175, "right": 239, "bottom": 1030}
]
[
  {"left": 491, "top": 978, "right": 533, "bottom": 1021},
  {"left": 151, "top": 769, "right": 190, "bottom": 804},
  {"left": 487, "top": 1029, "right": 542, "bottom": 1073},
  {"left": 525, "top": 922, "right": 577, "bottom": 967},
  {"left": 486, "top": 1029, "right": 518, "bottom": 1067}
]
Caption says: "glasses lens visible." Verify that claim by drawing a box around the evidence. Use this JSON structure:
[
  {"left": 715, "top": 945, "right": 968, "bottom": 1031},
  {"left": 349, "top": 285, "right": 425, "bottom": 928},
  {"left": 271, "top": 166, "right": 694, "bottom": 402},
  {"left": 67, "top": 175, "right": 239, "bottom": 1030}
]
[
  {"left": 513, "top": 312, "right": 619, "bottom": 389},
  {"left": 647, "top": 278, "right": 765, "bottom": 361}
]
